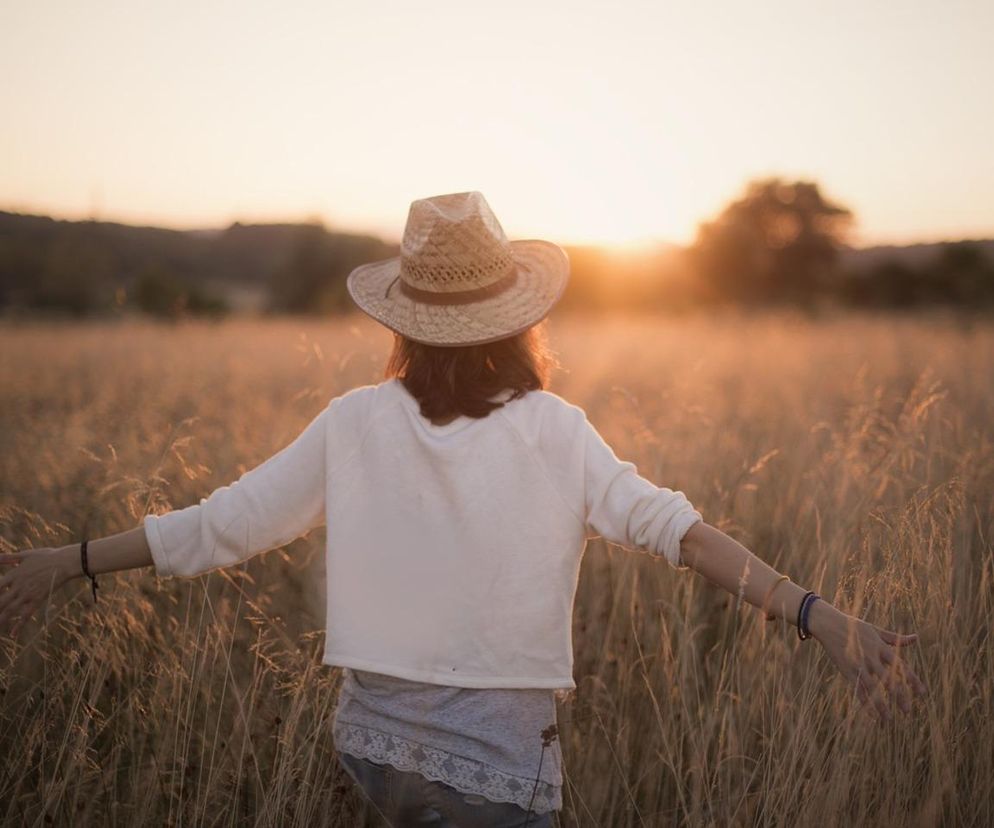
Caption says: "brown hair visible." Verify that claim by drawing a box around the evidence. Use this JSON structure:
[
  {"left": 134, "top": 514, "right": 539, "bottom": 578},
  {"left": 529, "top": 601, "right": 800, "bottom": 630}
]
[{"left": 383, "top": 321, "right": 559, "bottom": 421}]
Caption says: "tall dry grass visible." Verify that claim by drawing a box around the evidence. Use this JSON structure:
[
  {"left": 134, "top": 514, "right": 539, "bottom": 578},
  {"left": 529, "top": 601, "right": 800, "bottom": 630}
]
[{"left": 0, "top": 308, "right": 991, "bottom": 827}]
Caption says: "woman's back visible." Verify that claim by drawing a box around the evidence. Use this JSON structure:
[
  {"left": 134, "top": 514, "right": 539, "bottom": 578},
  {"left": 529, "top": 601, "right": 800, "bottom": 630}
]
[{"left": 321, "top": 376, "right": 701, "bottom": 690}]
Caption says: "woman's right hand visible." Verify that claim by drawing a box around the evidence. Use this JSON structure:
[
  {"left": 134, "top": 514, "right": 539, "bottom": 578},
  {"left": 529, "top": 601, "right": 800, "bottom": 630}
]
[
  {"left": 0, "top": 546, "right": 79, "bottom": 639},
  {"left": 809, "top": 601, "right": 928, "bottom": 721}
]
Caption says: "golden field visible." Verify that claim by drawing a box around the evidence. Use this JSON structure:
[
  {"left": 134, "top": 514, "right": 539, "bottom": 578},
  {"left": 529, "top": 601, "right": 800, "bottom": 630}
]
[{"left": 0, "top": 309, "right": 991, "bottom": 827}]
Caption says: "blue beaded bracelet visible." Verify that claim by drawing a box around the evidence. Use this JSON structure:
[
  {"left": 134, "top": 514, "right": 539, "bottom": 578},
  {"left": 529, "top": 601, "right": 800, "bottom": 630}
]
[{"left": 797, "top": 591, "right": 820, "bottom": 640}]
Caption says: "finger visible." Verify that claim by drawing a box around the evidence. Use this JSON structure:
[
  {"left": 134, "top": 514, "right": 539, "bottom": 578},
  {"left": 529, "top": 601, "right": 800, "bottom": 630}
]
[
  {"left": 862, "top": 657, "right": 882, "bottom": 677},
  {"left": 879, "top": 646, "right": 928, "bottom": 700},
  {"left": 905, "top": 666, "right": 928, "bottom": 698},
  {"left": 853, "top": 676, "right": 873, "bottom": 710},
  {"left": 854, "top": 683, "right": 883, "bottom": 723},
  {"left": 877, "top": 628, "right": 918, "bottom": 647},
  {"left": 897, "top": 680, "right": 913, "bottom": 715},
  {"left": 0, "top": 602, "right": 22, "bottom": 634},
  {"left": 879, "top": 664, "right": 912, "bottom": 715},
  {"left": 0, "top": 595, "right": 30, "bottom": 634},
  {"left": 853, "top": 681, "right": 875, "bottom": 720},
  {"left": 859, "top": 671, "right": 891, "bottom": 722},
  {"left": 884, "top": 647, "right": 926, "bottom": 695},
  {"left": 9, "top": 610, "right": 29, "bottom": 638},
  {"left": 0, "top": 587, "right": 22, "bottom": 617}
]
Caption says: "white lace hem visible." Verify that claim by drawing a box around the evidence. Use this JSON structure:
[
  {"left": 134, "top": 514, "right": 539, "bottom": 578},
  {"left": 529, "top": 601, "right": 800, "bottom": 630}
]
[{"left": 334, "top": 721, "right": 562, "bottom": 814}]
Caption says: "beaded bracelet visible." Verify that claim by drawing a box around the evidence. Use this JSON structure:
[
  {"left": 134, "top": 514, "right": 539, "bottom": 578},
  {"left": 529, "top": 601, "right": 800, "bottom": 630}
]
[{"left": 796, "top": 591, "right": 820, "bottom": 640}]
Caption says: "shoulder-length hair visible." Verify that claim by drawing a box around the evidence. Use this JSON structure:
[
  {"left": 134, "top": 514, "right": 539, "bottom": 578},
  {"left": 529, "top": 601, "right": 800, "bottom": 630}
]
[{"left": 383, "top": 321, "right": 559, "bottom": 421}]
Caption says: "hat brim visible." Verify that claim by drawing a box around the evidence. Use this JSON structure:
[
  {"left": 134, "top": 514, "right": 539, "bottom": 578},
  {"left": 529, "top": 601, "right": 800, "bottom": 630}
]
[{"left": 346, "top": 239, "right": 569, "bottom": 347}]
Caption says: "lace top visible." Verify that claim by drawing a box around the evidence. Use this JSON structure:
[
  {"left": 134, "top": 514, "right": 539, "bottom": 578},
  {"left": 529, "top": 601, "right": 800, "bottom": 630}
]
[{"left": 333, "top": 668, "right": 564, "bottom": 814}]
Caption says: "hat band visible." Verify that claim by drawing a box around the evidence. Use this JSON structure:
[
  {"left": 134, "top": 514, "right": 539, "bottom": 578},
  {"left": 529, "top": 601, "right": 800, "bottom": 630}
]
[{"left": 388, "top": 268, "right": 519, "bottom": 305}]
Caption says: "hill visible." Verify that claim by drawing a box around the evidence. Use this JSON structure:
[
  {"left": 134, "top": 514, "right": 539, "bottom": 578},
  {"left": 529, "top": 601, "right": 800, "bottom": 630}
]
[
  {"left": 2, "top": 210, "right": 992, "bottom": 315},
  {"left": 0, "top": 211, "right": 396, "bottom": 314},
  {"left": 839, "top": 239, "right": 994, "bottom": 272}
]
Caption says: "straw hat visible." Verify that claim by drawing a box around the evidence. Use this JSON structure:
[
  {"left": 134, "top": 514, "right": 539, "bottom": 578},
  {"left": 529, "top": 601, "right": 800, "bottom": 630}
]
[{"left": 346, "top": 191, "right": 569, "bottom": 347}]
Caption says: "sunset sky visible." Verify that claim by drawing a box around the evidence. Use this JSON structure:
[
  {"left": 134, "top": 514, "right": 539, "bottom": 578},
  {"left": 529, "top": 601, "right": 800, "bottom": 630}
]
[{"left": 2, "top": 0, "right": 991, "bottom": 248}]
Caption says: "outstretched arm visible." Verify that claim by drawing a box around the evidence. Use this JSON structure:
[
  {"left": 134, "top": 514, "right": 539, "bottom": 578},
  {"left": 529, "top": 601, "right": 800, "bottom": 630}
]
[
  {"left": 575, "top": 409, "right": 927, "bottom": 723},
  {"left": 1, "top": 397, "right": 333, "bottom": 638},
  {"left": 679, "top": 521, "right": 928, "bottom": 721},
  {"left": 0, "top": 526, "right": 153, "bottom": 636}
]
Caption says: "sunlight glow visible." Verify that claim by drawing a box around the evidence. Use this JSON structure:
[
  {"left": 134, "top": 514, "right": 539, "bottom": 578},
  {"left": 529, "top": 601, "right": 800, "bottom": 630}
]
[{"left": 1, "top": 0, "right": 992, "bottom": 246}]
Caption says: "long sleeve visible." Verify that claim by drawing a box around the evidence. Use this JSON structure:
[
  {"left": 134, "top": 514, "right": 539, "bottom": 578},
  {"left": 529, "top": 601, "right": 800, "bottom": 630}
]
[
  {"left": 581, "top": 412, "right": 702, "bottom": 570},
  {"left": 143, "top": 402, "right": 331, "bottom": 578}
]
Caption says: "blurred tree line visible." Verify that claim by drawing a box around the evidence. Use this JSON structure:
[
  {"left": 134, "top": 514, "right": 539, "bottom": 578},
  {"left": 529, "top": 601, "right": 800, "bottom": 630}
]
[
  {"left": 0, "top": 213, "right": 394, "bottom": 319},
  {"left": 1, "top": 178, "right": 992, "bottom": 319},
  {"left": 684, "top": 177, "right": 994, "bottom": 310}
]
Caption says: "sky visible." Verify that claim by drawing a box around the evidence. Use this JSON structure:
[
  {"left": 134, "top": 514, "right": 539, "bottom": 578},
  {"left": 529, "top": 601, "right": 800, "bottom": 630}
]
[{"left": 1, "top": 0, "right": 992, "bottom": 248}]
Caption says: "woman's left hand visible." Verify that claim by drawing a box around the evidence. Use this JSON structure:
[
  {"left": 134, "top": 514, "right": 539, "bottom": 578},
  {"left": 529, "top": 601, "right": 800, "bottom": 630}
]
[
  {"left": 0, "top": 546, "right": 77, "bottom": 639},
  {"left": 809, "top": 601, "right": 928, "bottom": 721}
]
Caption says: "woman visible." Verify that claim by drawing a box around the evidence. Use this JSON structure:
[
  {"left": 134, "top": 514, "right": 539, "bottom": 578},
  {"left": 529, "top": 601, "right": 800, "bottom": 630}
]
[{"left": 0, "top": 192, "right": 926, "bottom": 828}]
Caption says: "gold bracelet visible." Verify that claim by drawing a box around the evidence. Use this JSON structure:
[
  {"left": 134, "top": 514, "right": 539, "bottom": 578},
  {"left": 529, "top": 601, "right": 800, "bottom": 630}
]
[{"left": 761, "top": 574, "right": 790, "bottom": 621}]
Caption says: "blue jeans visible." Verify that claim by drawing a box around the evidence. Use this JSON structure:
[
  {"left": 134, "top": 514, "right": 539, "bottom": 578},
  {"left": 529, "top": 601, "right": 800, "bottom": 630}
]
[{"left": 338, "top": 750, "right": 555, "bottom": 827}]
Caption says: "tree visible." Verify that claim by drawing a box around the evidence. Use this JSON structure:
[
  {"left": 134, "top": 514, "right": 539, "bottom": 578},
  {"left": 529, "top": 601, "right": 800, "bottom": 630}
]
[
  {"left": 839, "top": 242, "right": 994, "bottom": 309},
  {"left": 133, "top": 263, "right": 228, "bottom": 319},
  {"left": 929, "top": 243, "right": 994, "bottom": 305},
  {"left": 689, "top": 177, "right": 854, "bottom": 305},
  {"left": 840, "top": 259, "right": 922, "bottom": 308},
  {"left": 268, "top": 223, "right": 396, "bottom": 314}
]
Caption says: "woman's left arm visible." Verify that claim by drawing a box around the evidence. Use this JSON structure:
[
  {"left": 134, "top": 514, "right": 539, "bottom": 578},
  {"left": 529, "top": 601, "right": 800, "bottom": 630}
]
[{"left": 679, "top": 521, "right": 928, "bottom": 721}]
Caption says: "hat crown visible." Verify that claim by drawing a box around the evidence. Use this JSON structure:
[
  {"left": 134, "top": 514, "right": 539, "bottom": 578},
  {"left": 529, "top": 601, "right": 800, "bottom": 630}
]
[{"left": 399, "top": 192, "right": 515, "bottom": 293}]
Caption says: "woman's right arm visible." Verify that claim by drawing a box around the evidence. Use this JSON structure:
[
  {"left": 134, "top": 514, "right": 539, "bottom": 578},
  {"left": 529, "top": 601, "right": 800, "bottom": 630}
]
[
  {"left": 0, "top": 525, "right": 153, "bottom": 637},
  {"left": 1, "top": 395, "right": 334, "bottom": 638}
]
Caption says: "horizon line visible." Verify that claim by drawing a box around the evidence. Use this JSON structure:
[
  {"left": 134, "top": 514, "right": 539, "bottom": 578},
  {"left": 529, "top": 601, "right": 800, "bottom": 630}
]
[{"left": 2, "top": 202, "right": 993, "bottom": 253}]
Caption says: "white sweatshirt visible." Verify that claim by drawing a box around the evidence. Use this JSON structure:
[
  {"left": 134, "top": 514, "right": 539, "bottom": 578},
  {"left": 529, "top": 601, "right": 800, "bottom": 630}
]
[{"left": 143, "top": 378, "right": 703, "bottom": 689}]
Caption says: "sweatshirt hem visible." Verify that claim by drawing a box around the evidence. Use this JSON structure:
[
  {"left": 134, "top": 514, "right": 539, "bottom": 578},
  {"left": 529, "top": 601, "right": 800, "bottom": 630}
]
[{"left": 322, "top": 652, "right": 576, "bottom": 690}]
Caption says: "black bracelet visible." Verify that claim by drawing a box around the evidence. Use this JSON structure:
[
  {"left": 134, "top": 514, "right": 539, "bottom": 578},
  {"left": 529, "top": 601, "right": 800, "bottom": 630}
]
[
  {"left": 796, "top": 590, "right": 816, "bottom": 640},
  {"left": 80, "top": 538, "right": 99, "bottom": 604}
]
